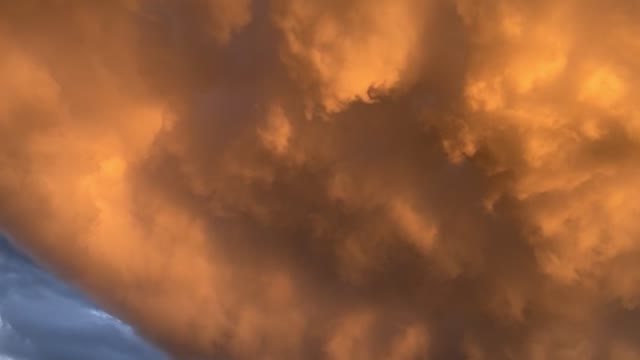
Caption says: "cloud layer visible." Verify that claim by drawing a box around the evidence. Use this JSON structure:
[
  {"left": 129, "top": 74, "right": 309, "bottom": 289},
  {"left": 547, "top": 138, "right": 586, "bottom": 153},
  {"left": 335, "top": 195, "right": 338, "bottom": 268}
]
[{"left": 1, "top": 0, "right": 640, "bottom": 359}]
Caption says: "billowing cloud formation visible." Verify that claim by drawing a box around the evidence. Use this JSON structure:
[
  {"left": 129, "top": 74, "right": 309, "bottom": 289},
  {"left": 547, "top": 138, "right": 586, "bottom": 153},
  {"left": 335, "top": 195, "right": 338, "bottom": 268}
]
[{"left": 1, "top": 0, "right": 640, "bottom": 359}]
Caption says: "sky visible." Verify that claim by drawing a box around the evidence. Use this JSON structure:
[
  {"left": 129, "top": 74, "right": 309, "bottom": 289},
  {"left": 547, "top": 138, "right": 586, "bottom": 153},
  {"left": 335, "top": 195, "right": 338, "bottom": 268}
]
[
  {"left": 0, "top": 235, "right": 168, "bottom": 360},
  {"left": 1, "top": 0, "right": 640, "bottom": 359}
]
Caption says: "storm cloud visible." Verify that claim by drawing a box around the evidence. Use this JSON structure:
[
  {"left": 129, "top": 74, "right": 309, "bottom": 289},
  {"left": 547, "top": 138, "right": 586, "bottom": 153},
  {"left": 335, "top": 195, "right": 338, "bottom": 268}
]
[{"left": 1, "top": 0, "right": 640, "bottom": 359}]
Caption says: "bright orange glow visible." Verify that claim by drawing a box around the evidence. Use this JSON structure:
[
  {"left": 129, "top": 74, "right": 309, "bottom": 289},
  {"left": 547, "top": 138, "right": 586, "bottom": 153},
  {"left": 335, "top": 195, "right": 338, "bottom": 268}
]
[{"left": 1, "top": 1, "right": 640, "bottom": 358}]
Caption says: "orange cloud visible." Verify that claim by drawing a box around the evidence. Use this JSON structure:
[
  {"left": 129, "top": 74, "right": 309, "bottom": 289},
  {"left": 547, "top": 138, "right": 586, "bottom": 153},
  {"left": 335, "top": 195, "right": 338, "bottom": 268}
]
[{"left": 1, "top": 0, "right": 640, "bottom": 359}]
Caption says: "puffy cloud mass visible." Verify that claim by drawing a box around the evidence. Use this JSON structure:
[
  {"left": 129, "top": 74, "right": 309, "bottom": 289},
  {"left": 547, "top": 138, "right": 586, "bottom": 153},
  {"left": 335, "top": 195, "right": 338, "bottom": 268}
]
[{"left": 1, "top": 0, "right": 640, "bottom": 359}]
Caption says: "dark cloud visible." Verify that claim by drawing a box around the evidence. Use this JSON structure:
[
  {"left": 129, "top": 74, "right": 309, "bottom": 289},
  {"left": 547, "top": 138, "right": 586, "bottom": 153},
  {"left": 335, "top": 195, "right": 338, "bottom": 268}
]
[{"left": 1, "top": 0, "right": 640, "bottom": 359}]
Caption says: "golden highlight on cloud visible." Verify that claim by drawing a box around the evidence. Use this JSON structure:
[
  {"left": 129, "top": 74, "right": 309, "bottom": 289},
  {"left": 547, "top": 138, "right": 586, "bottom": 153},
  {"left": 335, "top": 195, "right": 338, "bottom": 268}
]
[{"left": 1, "top": 0, "right": 640, "bottom": 358}]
